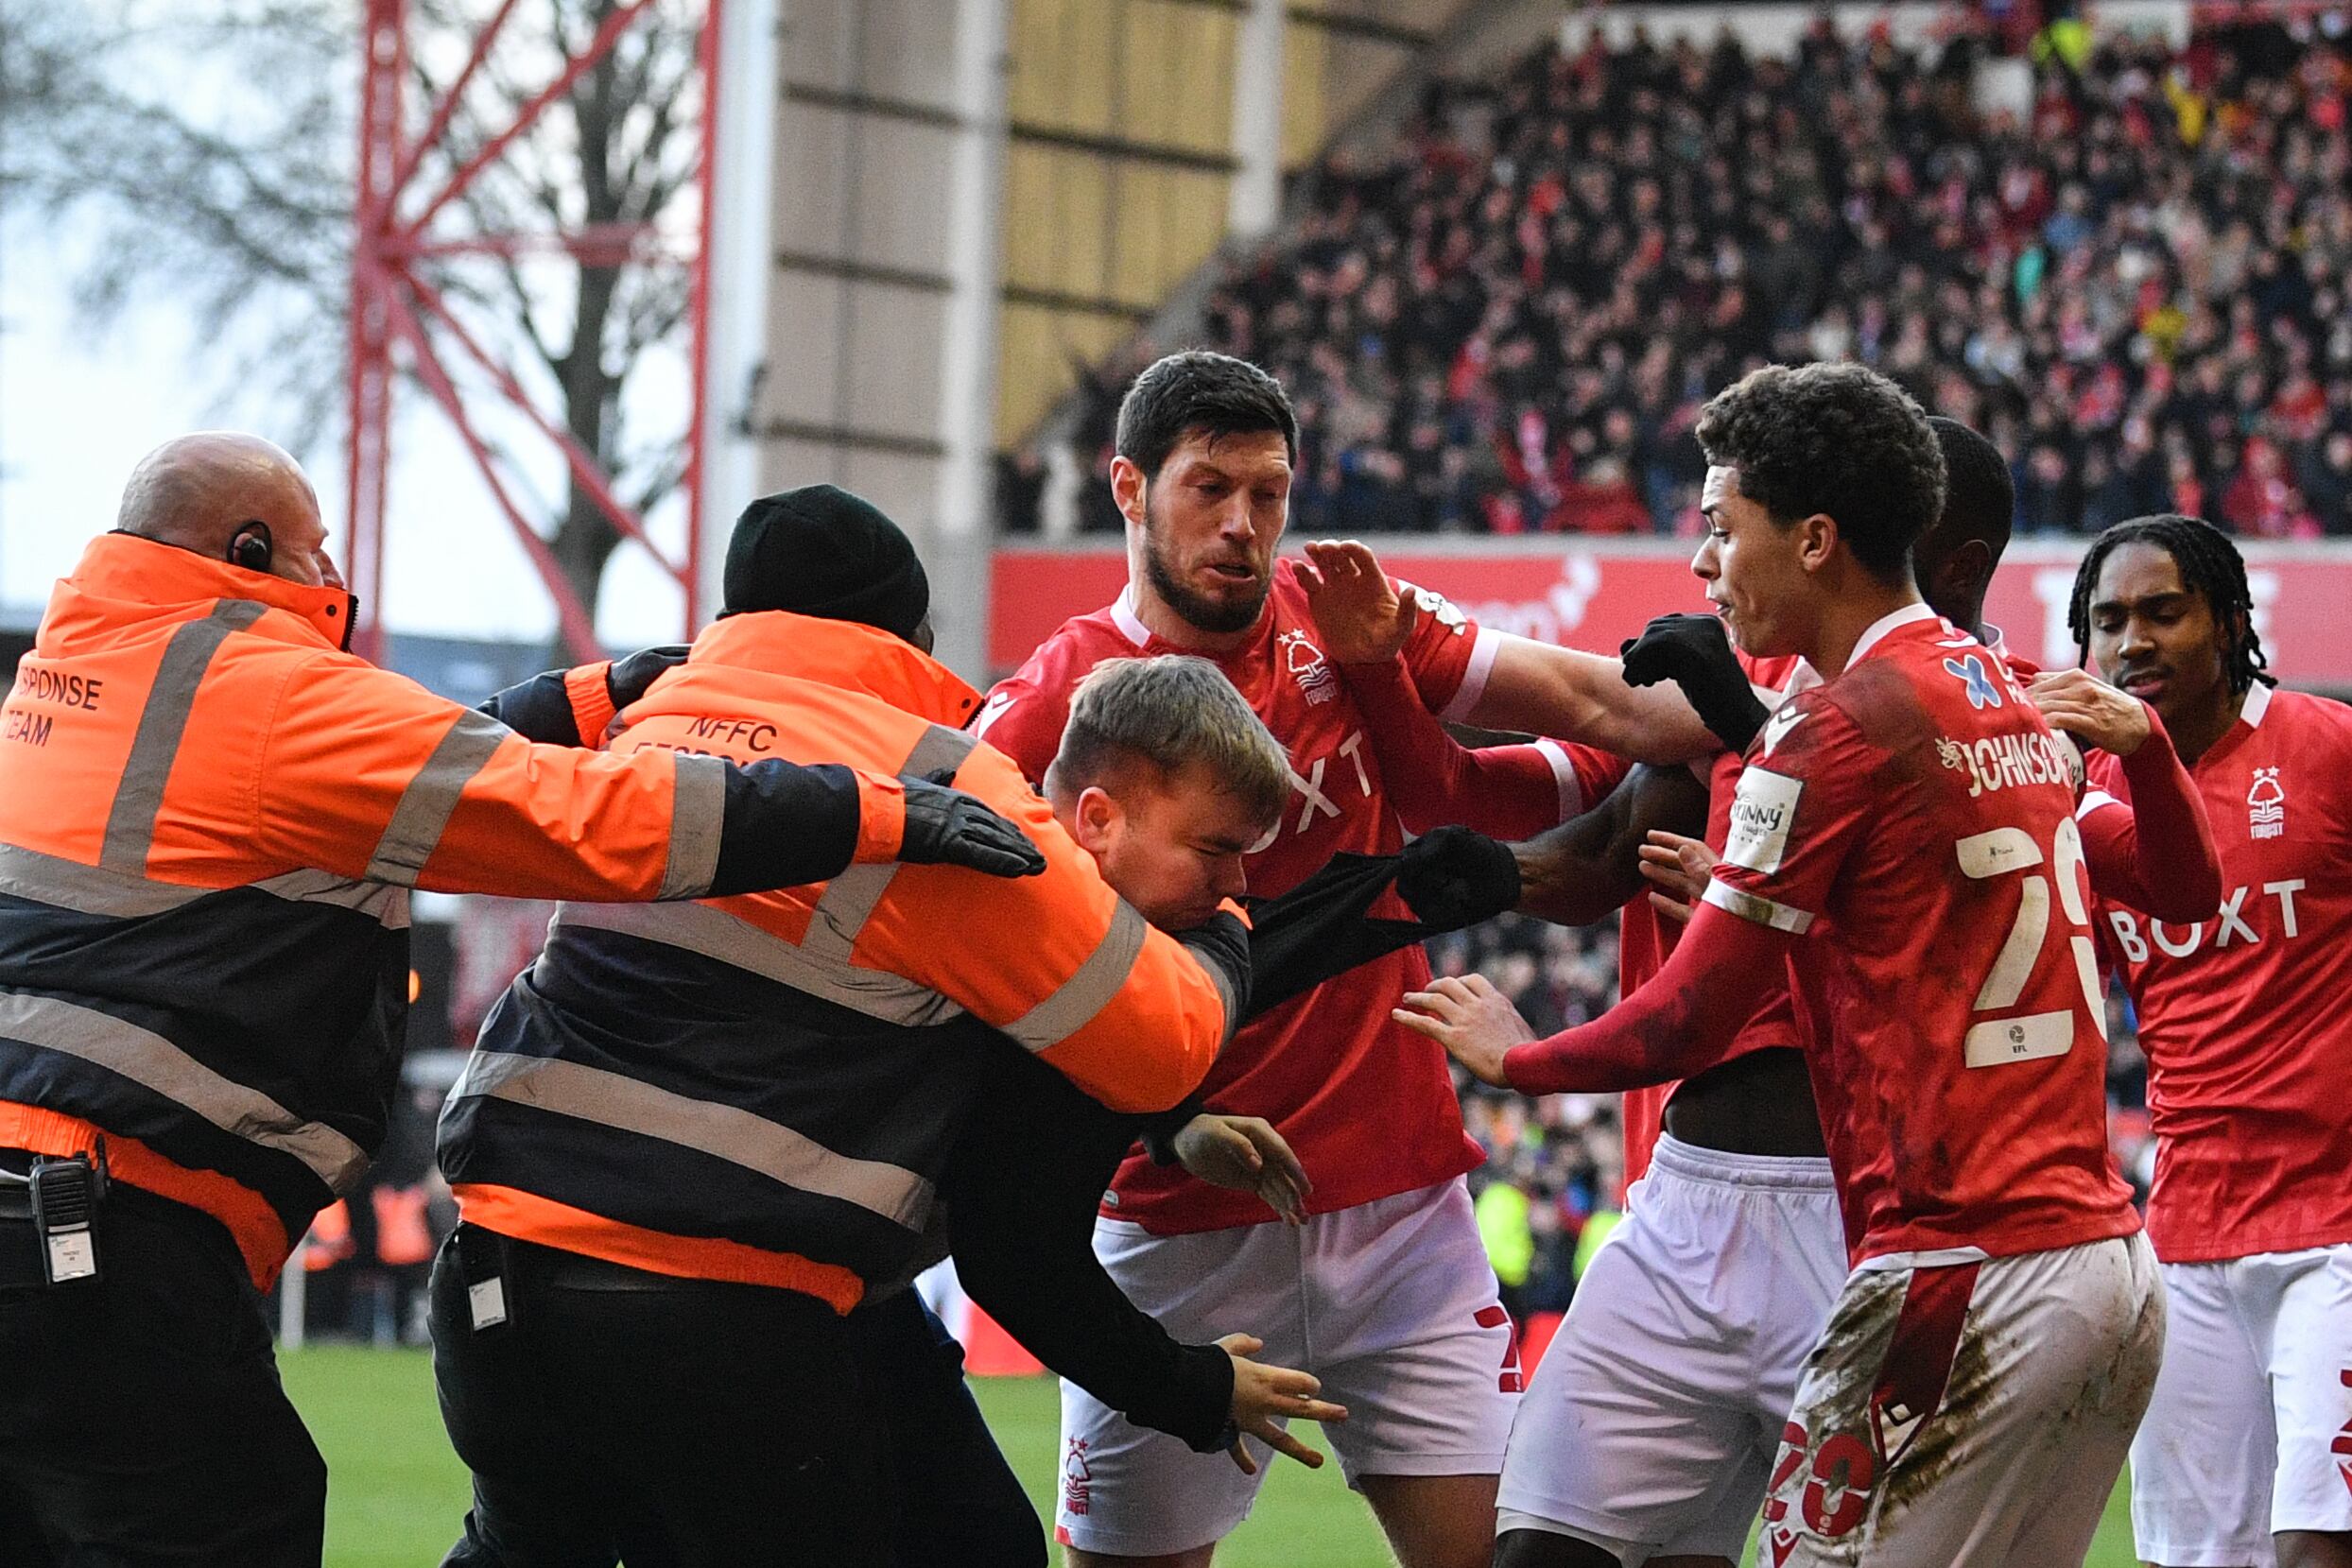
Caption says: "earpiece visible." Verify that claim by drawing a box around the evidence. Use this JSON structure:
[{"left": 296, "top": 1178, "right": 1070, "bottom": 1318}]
[{"left": 228, "top": 523, "right": 273, "bottom": 575}]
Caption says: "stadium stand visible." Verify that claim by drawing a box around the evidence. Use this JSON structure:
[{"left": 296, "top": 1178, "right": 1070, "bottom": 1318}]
[{"left": 1008, "top": 17, "right": 2352, "bottom": 542}]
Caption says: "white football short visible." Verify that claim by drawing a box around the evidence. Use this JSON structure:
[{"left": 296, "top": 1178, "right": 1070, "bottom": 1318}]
[
  {"left": 2130, "top": 1243, "right": 2352, "bottom": 1567},
  {"left": 1759, "top": 1231, "right": 2164, "bottom": 1568},
  {"left": 1494, "top": 1136, "right": 1845, "bottom": 1565},
  {"left": 1052, "top": 1176, "right": 1516, "bottom": 1559}
]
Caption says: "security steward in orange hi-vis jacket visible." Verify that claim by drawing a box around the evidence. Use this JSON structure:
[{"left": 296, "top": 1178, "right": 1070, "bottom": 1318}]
[
  {"left": 431, "top": 484, "right": 1252, "bottom": 1568},
  {"left": 0, "top": 437, "right": 1046, "bottom": 1568}
]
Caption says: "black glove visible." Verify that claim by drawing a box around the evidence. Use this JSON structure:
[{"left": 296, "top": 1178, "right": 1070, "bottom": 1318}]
[
  {"left": 1394, "top": 826, "right": 1522, "bottom": 931},
  {"left": 897, "top": 769, "right": 1046, "bottom": 878},
  {"left": 1620, "top": 612, "right": 1769, "bottom": 753},
  {"left": 607, "top": 645, "right": 688, "bottom": 711}
]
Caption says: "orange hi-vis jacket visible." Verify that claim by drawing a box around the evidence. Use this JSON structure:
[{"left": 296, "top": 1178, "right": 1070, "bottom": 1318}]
[
  {"left": 440, "top": 612, "right": 1240, "bottom": 1313},
  {"left": 0, "top": 535, "right": 908, "bottom": 1288}
]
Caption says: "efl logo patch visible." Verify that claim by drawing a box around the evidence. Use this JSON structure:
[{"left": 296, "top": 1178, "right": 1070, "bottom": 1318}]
[
  {"left": 2249, "top": 767, "right": 2285, "bottom": 840},
  {"left": 1943, "top": 653, "right": 2002, "bottom": 710},
  {"left": 1723, "top": 767, "right": 1804, "bottom": 873}
]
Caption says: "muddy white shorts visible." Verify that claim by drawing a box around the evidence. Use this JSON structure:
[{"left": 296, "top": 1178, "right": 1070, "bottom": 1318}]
[
  {"left": 1052, "top": 1176, "right": 1516, "bottom": 1559},
  {"left": 1758, "top": 1231, "right": 2163, "bottom": 1568},
  {"left": 1494, "top": 1136, "right": 1845, "bottom": 1565},
  {"left": 2130, "top": 1243, "right": 2352, "bottom": 1567}
]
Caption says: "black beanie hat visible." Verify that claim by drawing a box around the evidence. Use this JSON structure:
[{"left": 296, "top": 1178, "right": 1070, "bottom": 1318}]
[{"left": 721, "top": 484, "right": 929, "bottom": 641}]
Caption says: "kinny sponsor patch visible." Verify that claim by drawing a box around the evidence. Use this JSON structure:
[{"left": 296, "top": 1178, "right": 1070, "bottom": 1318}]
[{"left": 1724, "top": 767, "right": 1804, "bottom": 873}]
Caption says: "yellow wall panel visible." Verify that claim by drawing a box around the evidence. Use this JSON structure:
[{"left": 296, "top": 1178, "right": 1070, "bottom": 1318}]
[
  {"left": 1118, "top": 0, "right": 1237, "bottom": 158},
  {"left": 1281, "top": 19, "right": 1327, "bottom": 169},
  {"left": 1107, "top": 163, "right": 1229, "bottom": 307},
  {"left": 1009, "top": 0, "right": 1117, "bottom": 136},
  {"left": 996, "top": 302, "right": 1133, "bottom": 441},
  {"left": 1001, "top": 143, "right": 1115, "bottom": 301}
]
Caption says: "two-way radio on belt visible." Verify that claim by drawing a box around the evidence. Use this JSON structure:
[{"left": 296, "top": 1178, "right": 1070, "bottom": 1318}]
[{"left": 0, "top": 1137, "right": 108, "bottom": 1285}]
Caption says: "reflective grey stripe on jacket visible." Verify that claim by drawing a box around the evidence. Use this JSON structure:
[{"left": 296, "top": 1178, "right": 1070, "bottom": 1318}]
[
  {"left": 99, "top": 600, "right": 267, "bottom": 876},
  {"left": 365, "top": 709, "right": 512, "bottom": 884},
  {"left": 451, "top": 1049, "right": 933, "bottom": 1228},
  {"left": 0, "top": 842, "right": 410, "bottom": 928},
  {"left": 0, "top": 991, "right": 369, "bottom": 1193},
  {"left": 656, "top": 753, "right": 728, "bottom": 900},
  {"left": 549, "top": 902, "right": 967, "bottom": 1029},
  {"left": 359, "top": 709, "right": 728, "bottom": 898},
  {"left": 799, "top": 724, "right": 976, "bottom": 960}
]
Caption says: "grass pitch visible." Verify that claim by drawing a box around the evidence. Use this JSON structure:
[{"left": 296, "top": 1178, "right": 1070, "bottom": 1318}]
[{"left": 283, "top": 1345, "right": 2141, "bottom": 1566}]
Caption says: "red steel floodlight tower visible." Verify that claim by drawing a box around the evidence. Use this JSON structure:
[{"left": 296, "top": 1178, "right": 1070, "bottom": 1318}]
[{"left": 345, "top": 0, "right": 722, "bottom": 663}]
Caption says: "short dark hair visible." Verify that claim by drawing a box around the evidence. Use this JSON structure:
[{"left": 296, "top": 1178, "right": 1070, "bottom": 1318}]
[
  {"left": 2067, "top": 514, "right": 2274, "bottom": 696},
  {"left": 1925, "top": 416, "right": 2015, "bottom": 558},
  {"left": 1115, "top": 351, "right": 1299, "bottom": 480},
  {"left": 1694, "top": 363, "right": 1946, "bottom": 583}
]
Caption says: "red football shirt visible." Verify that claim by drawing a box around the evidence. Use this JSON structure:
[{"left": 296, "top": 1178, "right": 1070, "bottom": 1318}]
[
  {"left": 1709, "top": 605, "right": 2139, "bottom": 1264},
  {"left": 980, "top": 560, "right": 1618, "bottom": 1232},
  {"left": 1620, "top": 633, "right": 2047, "bottom": 1185},
  {"left": 2086, "top": 681, "right": 2352, "bottom": 1263}
]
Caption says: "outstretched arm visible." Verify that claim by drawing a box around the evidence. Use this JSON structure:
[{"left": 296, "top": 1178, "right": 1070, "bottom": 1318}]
[
  {"left": 1511, "top": 763, "right": 1711, "bottom": 927},
  {"left": 1333, "top": 654, "right": 1589, "bottom": 839},
  {"left": 478, "top": 646, "right": 687, "bottom": 749},
  {"left": 1398, "top": 896, "right": 1794, "bottom": 1094},
  {"left": 946, "top": 1049, "right": 1344, "bottom": 1469},
  {"left": 1297, "top": 540, "right": 1718, "bottom": 763}
]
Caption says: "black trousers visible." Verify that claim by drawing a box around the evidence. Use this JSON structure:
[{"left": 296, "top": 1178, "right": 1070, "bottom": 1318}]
[
  {"left": 840, "top": 1288, "right": 1044, "bottom": 1568},
  {"left": 431, "top": 1229, "right": 897, "bottom": 1568},
  {"left": 0, "top": 1157, "right": 327, "bottom": 1568}
]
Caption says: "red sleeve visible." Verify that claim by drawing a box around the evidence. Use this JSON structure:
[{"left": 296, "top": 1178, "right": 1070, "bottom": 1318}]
[
  {"left": 973, "top": 674, "right": 1072, "bottom": 788},
  {"left": 1340, "top": 655, "right": 1602, "bottom": 838},
  {"left": 1394, "top": 578, "right": 1497, "bottom": 720},
  {"left": 2077, "top": 709, "right": 2222, "bottom": 923},
  {"left": 1502, "top": 899, "right": 1798, "bottom": 1094},
  {"left": 1706, "top": 690, "right": 1877, "bottom": 934}
]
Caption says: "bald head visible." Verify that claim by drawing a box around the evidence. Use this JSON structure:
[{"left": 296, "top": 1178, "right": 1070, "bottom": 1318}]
[{"left": 116, "top": 433, "right": 341, "bottom": 589}]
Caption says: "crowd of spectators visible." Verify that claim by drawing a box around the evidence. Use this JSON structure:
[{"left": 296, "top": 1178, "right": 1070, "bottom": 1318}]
[{"left": 1007, "top": 14, "right": 2352, "bottom": 542}]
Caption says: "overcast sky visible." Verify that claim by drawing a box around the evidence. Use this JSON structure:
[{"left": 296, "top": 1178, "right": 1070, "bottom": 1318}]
[{"left": 0, "top": 209, "right": 691, "bottom": 649}]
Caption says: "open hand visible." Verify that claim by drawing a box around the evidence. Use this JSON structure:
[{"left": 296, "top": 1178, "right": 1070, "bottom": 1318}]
[
  {"left": 1174, "top": 1114, "right": 1311, "bottom": 1225},
  {"left": 2030, "top": 668, "right": 2150, "bottom": 758},
  {"left": 1637, "top": 830, "right": 1719, "bottom": 926},
  {"left": 1215, "top": 1333, "right": 1349, "bottom": 1474},
  {"left": 1393, "top": 974, "right": 1533, "bottom": 1088},
  {"left": 1296, "top": 541, "right": 1409, "bottom": 663}
]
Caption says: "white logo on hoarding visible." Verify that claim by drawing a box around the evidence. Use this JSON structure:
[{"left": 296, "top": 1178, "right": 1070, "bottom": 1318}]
[
  {"left": 2033, "top": 565, "right": 2280, "bottom": 670},
  {"left": 1462, "top": 556, "right": 1603, "bottom": 645}
]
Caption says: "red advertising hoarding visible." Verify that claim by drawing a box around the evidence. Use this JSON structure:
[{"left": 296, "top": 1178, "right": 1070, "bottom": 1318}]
[{"left": 989, "top": 540, "right": 2352, "bottom": 690}]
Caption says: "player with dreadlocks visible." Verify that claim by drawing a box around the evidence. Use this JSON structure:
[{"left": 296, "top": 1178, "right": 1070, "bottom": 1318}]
[{"left": 2066, "top": 513, "right": 2352, "bottom": 1568}]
